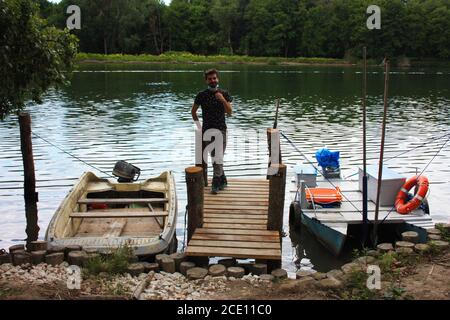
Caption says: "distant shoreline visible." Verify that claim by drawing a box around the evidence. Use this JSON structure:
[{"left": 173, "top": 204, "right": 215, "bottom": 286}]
[
  {"left": 75, "top": 53, "right": 450, "bottom": 68},
  {"left": 75, "top": 52, "right": 355, "bottom": 67}
]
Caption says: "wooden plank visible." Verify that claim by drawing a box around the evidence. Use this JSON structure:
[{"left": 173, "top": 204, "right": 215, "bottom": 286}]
[
  {"left": 188, "top": 240, "right": 280, "bottom": 249},
  {"left": 70, "top": 211, "right": 168, "bottom": 218},
  {"left": 203, "top": 218, "right": 267, "bottom": 225},
  {"left": 203, "top": 223, "right": 267, "bottom": 230},
  {"left": 78, "top": 198, "right": 168, "bottom": 205},
  {"left": 204, "top": 204, "right": 268, "bottom": 210},
  {"left": 195, "top": 228, "right": 278, "bottom": 236},
  {"left": 205, "top": 190, "right": 269, "bottom": 196},
  {"left": 103, "top": 219, "right": 126, "bottom": 237},
  {"left": 191, "top": 233, "right": 279, "bottom": 242},
  {"left": 204, "top": 209, "right": 268, "bottom": 215},
  {"left": 185, "top": 246, "right": 281, "bottom": 260},
  {"left": 204, "top": 200, "right": 269, "bottom": 206},
  {"left": 204, "top": 213, "right": 267, "bottom": 219},
  {"left": 204, "top": 194, "right": 268, "bottom": 199},
  {"left": 205, "top": 185, "right": 268, "bottom": 190}
]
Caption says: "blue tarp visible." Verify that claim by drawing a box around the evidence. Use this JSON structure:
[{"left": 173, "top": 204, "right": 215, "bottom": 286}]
[{"left": 316, "top": 148, "right": 340, "bottom": 168}]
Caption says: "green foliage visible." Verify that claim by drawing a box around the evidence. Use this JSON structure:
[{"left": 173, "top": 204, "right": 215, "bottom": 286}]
[
  {"left": 341, "top": 270, "right": 377, "bottom": 300},
  {"left": 0, "top": 0, "right": 78, "bottom": 119},
  {"left": 36, "top": 0, "right": 450, "bottom": 61},
  {"left": 83, "top": 245, "right": 135, "bottom": 276}
]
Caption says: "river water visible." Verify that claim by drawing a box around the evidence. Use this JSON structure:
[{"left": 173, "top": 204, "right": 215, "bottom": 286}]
[{"left": 1, "top": 63, "right": 449, "bottom": 274}]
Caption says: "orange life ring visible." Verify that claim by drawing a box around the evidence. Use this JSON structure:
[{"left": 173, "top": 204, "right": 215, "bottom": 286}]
[{"left": 395, "top": 176, "right": 429, "bottom": 214}]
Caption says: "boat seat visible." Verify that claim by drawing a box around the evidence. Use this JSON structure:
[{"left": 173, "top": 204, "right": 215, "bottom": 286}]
[
  {"left": 70, "top": 211, "right": 169, "bottom": 218},
  {"left": 77, "top": 198, "right": 168, "bottom": 205}
]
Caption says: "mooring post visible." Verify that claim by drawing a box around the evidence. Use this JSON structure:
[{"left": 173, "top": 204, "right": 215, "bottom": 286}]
[
  {"left": 267, "top": 164, "right": 287, "bottom": 238},
  {"left": 185, "top": 166, "right": 204, "bottom": 243},
  {"left": 19, "top": 113, "right": 39, "bottom": 244},
  {"left": 266, "top": 128, "right": 282, "bottom": 179}
]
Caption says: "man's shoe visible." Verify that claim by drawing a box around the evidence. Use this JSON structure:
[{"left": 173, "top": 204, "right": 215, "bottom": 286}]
[
  {"left": 219, "top": 175, "right": 227, "bottom": 190},
  {"left": 211, "top": 177, "right": 220, "bottom": 194}
]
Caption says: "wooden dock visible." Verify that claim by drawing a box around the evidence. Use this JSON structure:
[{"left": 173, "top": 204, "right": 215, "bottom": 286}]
[{"left": 185, "top": 178, "right": 282, "bottom": 260}]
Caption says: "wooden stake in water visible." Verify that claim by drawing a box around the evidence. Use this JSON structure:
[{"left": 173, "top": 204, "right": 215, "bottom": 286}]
[
  {"left": 273, "top": 99, "right": 280, "bottom": 129},
  {"left": 362, "top": 47, "right": 369, "bottom": 245},
  {"left": 19, "top": 113, "right": 39, "bottom": 243},
  {"left": 372, "top": 59, "right": 390, "bottom": 246}
]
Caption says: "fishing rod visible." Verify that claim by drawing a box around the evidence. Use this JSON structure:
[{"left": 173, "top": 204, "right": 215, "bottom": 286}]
[
  {"left": 372, "top": 57, "right": 390, "bottom": 246},
  {"left": 362, "top": 47, "right": 369, "bottom": 246}
]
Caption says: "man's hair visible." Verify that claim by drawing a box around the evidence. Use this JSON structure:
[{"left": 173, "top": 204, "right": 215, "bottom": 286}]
[{"left": 204, "top": 69, "right": 219, "bottom": 80}]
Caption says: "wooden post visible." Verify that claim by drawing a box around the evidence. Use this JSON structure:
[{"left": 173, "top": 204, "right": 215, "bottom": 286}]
[
  {"left": 185, "top": 166, "right": 204, "bottom": 243},
  {"left": 267, "top": 164, "right": 287, "bottom": 237},
  {"left": 19, "top": 113, "right": 39, "bottom": 244},
  {"left": 267, "top": 128, "right": 282, "bottom": 179}
]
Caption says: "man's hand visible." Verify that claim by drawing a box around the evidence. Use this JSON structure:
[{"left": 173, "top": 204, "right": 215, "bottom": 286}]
[{"left": 215, "top": 91, "right": 226, "bottom": 102}]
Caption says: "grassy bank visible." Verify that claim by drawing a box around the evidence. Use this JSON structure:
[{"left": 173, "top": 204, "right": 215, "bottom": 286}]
[{"left": 75, "top": 52, "right": 350, "bottom": 66}]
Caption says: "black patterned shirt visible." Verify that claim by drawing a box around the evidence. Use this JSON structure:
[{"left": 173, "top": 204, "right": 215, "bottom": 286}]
[{"left": 194, "top": 89, "right": 232, "bottom": 132}]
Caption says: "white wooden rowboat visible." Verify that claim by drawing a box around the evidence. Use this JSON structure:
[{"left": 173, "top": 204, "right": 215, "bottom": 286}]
[{"left": 45, "top": 171, "right": 178, "bottom": 257}]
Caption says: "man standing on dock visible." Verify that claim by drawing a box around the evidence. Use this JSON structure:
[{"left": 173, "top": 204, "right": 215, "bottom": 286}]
[{"left": 191, "top": 69, "right": 233, "bottom": 194}]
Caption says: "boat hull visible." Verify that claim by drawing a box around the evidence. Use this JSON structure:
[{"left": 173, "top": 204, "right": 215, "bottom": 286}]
[{"left": 45, "top": 171, "right": 178, "bottom": 257}]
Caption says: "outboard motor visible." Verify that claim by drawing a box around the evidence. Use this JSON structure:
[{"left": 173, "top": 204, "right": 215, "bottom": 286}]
[{"left": 112, "top": 161, "right": 141, "bottom": 183}]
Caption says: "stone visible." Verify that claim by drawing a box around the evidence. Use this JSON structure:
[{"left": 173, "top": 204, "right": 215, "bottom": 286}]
[
  {"left": 228, "top": 267, "right": 245, "bottom": 278},
  {"left": 209, "top": 264, "right": 226, "bottom": 277},
  {"left": 47, "top": 245, "right": 66, "bottom": 255},
  {"left": 45, "top": 253, "right": 65, "bottom": 266},
  {"left": 236, "top": 263, "right": 254, "bottom": 274},
  {"left": 83, "top": 248, "right": 98, "bottom": 255},
  {"left": 271, "top": 268, "right": 287, "bottom": 280},
  {"left": 161, "top": 257, "right": 176, "bottom": 273},
  {"left": 312, "top": 272, "right": 327, "bottom": 281},
  {"left": 396, "top": 247, "right": 414, "bottom": 255},
  {"left": 437, "top": 223, "right": 450, "bottom": 233},
  {"left": 64, "top": 245, "right": 82, "bottom": 259},
  {"left": 27, "top": 241, "right": 48, "bottom": 252},
  {"left": 295, "top": 269, "right": 315, "bottom": 279},
  {"left": 341, "top": 263, "right": 363, "bottom": 274},
  {"left": 250, "top": 263, "right": 267, "bottom": 276},
  {"left": 31, "top": 251, "right": 46, "bottom": 265},
  {"left": 127, "top": 263, "right": 145, "bottom": 277},
  {"left": 68, "top": 251, "right": 87, "bottom": 266},
  {"left": 217, "top": 258, "right": 236, "bottom": 268},
  {"left": 319, "top": 277, "right": 343, "bottom": 289},
  {"left": 142, "top": 262, "right": 159, "bottom": 273},
  {"left": 427, "top": 228, "right": 441, "bottom": 235},
  {"left": 259, "top": 274, "right": 274, "bottom": 282},
  {"left": 355, "top": 256, "right": 376, "bottom": 265},
  {"left": 367, "top": 250, "right": 379, "bottom": 257},
  {"left": 430, "top": 240, "right": 449, "bottom": 250},
  {"left": 428, "top": 234, "right": 442, "bottom": 241},
  {"left": 326, "top": 269, "right": 344, "bottom": 280},
  {"left": 401, "top": 231, "right": 419, "bottom": 244},
  {"left": 180, "top": 261, "right": 196, "bottom": 276},
  {"left": 395, "top": 241, "right": 415, "bottom": 249},
  {"left": 0, "top": 253, "right": 11, "bottom": 265},
  {"left": 13, "top": 252, "right": 32, "bottom": 266},
  {"left": 169, "top": 252, "right": 186, "bottom": 272},
  {"left": 9, "top": 244, "right": 25, "bottom": 254},
  {"left": 186, "top": 267, "right": 208, "bottom": 280},
  {"left": 414, "top": 243, "right": 430, "bottom": 253},
  {"left": 377, "top": 243, "right": 394, "bottom": 253},
  {"left": 155, "top": 254, "right": 169, "bottom": 267}
]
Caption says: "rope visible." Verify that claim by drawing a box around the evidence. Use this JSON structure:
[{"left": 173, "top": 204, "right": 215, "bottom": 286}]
[
  {"left": 280, "top": 131, "right": 362, "bottom": 215},
  {"left": 32, "top": 132, "right": 115, "bottom": 178}
]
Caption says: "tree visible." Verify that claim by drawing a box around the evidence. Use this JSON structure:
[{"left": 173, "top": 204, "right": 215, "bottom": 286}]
[
  {"left": 211, "top": 0, "right": 239, "bottom": 55},
  {"left": 0, "top": 0, "right": 78, "bottom": 119}
]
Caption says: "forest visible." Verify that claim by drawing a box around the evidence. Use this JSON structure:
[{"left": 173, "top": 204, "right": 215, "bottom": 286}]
[{"left": 36, "top": 0, "right": 450, "bottom": 59}]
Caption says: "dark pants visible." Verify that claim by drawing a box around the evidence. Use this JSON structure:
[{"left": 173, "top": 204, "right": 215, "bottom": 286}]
[{"left": 200, "top": 129, "right": 227, "bottom": 185}]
